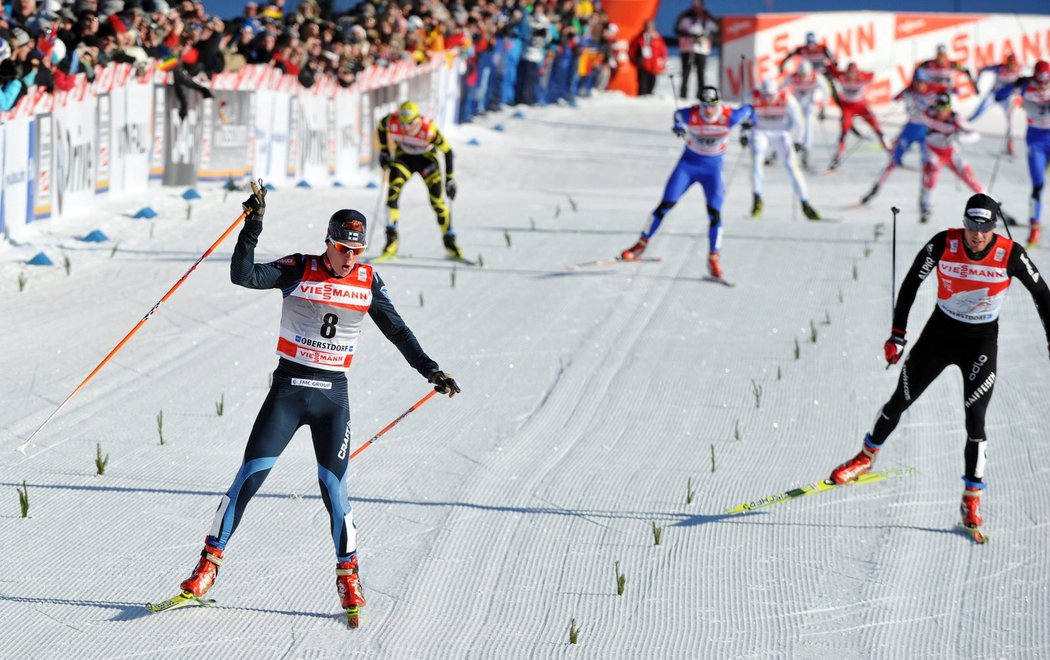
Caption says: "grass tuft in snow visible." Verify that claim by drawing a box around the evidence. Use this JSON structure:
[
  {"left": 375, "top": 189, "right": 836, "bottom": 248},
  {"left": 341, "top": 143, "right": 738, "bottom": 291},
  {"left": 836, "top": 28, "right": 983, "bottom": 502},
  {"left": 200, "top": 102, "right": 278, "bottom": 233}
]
[
  {"left": 777, "top": 365, "right": 782, "bottom": 381},
  {"left": 568, "top": 196, "right": 578, "bottom": 212},
  {"left": 215, "top": 393, "right": 224, "bottom": 416},
  {"left": 18, "top": 271, "right": 27, "bottom": 292},
  {"left": 651, "top": 521, "right": 662, "bottom": 546},
  {"left": 504, "top": 230, "right": 512, "bottom": 247},
  {"left": 751, "top": 379, "right": 762, "bottom": 409},
  {"left": 529, "top": 217, "right": 536, "bottom": 230},
  {"left": 810, "top": 320, "right": 818, "bottom": 343},
  {"left": 794, "top": 337, "right": 800, "bottom": 360},
  {"left": 615, "top": 561, "right": 626, "bottom": 596},
  {"left": 824, "top": 310, "right": 831, "bottom": 325},
  {"left": 864, "top": 242, "right": 871, "bottom": 258},
  {"left": 450, "top": 267, "right": 456, "bottom": 288},
  {"left": 852, "top": 262, "right": 858, "bottom": 280},
  {"left": 157, "top": 410, "right": 165, "bottom": 445},
  {"left": 838, "top": 288, "right": 844, "bottom": 303},
  {"left": 110, "top": 242, "right": 120, "bottom": 258},
  {"left": 95, "top": 443, "right": 109, "bottom": 476},
  {"left": 734, "top": 419, "right": 742, "bottom": 442},
  {"left": 686, "top": 477, "right": 695, "bottom": 504},
  {"left": 569, "top": 617, "right": 579, "bottom": 644},
  {"left": 18, "top": 481, "right": 29, "bottom": 518},
  {"left": 477, "top": 253, "right": 484, "bottom": 268},
  {"left": 710, "top": 444, "right": 716, "bottom": 473},
  {"left": 419, "top": 292, "right": 424, "bottom": 307},
  {"left": 63, "top": 254, "right": 71, "bottom": 276}
]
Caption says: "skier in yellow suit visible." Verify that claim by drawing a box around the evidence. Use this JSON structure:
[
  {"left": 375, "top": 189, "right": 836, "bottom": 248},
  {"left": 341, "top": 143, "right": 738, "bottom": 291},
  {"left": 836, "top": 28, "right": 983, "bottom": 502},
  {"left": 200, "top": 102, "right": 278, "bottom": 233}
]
[{"left": 376, "top": 101, "right": 463, "bottom": 260}]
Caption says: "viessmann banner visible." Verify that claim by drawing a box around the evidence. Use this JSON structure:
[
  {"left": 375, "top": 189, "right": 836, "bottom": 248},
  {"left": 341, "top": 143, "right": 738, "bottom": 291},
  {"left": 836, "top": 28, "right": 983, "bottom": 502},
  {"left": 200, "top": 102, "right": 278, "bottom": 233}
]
[{"left": 720, "top": 12, "right": 1050, "bottom": 105}]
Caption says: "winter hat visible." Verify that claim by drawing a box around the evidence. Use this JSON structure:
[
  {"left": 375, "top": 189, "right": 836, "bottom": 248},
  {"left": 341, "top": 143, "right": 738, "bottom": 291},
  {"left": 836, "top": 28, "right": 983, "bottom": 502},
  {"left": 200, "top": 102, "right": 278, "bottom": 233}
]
[
  {"left": 327, "top": 209, "right": 367, "bottom": 245},
  {"left": 11, "top": 27, "right": 31, "bottom": 48},
  {"left": 963, "top": 193, "right": 999, "bottom": 231},
  {"left": 108, "top": 14, "right": 127, "bottom": 33}
]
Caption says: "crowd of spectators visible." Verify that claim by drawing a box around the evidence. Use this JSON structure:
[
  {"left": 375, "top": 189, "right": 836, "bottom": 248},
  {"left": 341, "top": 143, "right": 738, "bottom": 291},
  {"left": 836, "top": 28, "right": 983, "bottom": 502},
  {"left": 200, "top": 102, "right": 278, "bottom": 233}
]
[{"left": 0, "top": 0, "right": 633, "bottom": 117}]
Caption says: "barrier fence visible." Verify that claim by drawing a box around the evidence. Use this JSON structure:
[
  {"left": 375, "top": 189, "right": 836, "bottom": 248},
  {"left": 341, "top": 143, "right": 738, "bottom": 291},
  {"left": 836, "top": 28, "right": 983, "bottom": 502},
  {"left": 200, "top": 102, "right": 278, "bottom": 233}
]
[{"left": 0, "top": 54, "right": 463, "bottom": 240}]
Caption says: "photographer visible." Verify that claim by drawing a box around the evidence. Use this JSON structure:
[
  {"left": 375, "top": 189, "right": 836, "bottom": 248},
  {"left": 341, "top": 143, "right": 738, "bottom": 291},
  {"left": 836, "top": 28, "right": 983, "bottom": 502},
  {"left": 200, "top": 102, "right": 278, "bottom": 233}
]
[{"left": 675, "top": 0, "right": 718, "bottom": 100}]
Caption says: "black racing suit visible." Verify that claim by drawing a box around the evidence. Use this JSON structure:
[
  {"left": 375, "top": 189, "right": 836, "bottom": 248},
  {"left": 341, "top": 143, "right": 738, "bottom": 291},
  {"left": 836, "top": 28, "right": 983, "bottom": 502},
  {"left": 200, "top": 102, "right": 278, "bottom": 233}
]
[
  {"left": 870, "top": 230, "right": 1050, "bottom": 485},
  {"left": 202, "top": 217, "right": 439, "bottom": 562},
  {"left": 376, "top": 114, "right": 455, "bottom": 235}
]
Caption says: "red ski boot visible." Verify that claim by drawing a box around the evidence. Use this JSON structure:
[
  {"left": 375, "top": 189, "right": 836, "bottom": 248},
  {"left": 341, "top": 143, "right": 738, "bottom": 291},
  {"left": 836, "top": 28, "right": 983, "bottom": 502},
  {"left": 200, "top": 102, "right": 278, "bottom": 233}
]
[
  {"left": 337, "top": 556, "right": 366, "bottom": 628},
  {"left": 180, "top": 541, "right": 224, "bottom": 597},
  {"left": 961, "top": 483, "right": 984, "bottom": 528},
  {"left": 830, "top": 437, "right": 880, "bottom": 484},
  {"left": 620, "top": 237, "right": 648, "bottom": 261},
  {"left": 707, "top": 252, "right": 724, "bottom": 278},
  {"left": 1028, "top": 224, "right": 1041, "bottom": 250}
]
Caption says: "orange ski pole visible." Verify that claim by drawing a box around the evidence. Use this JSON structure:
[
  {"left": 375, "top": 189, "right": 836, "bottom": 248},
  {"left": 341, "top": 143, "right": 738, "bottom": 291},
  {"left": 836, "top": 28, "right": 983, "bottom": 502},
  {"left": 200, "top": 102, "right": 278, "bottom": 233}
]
[
  {"left": 17, "top": 210, "right": 249, "bottom": 454},
  {"left": 346, "top": 390, "right": 439, "bottom": 462}
]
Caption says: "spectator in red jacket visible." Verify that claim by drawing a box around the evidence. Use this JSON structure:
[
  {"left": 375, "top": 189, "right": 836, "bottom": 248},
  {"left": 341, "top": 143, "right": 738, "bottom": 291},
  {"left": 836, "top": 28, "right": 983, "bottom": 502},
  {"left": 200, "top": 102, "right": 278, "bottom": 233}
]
[{"left": 630, "top": 19, "right": 666, "bottom": 96}]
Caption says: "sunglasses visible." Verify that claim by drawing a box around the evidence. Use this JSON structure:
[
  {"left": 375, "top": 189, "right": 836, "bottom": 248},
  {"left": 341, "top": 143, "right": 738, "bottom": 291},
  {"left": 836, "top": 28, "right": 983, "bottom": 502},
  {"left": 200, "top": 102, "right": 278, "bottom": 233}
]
[{"left": 328, "top": 240, "right": 366, "bottom": 256}]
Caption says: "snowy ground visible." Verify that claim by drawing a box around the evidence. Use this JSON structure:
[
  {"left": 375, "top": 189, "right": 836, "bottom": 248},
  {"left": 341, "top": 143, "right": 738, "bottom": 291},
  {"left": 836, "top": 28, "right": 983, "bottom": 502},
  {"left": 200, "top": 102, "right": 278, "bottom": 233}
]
[{"left": 2, "top": 75, "right": 1049, "bottom": 659}]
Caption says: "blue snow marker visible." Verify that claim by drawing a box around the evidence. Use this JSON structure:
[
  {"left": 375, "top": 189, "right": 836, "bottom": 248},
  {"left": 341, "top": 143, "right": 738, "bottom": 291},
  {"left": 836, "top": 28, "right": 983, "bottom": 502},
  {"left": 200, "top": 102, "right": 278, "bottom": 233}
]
[
  {"left": 296, "top": 180, "right": 312, "bottom": 188},
  {"left": 264, "top": 183, "right": 277, "bottom": 191},
  {"left": 82, "top": 229, "right": 109, "bottom": 242},
  {"left": 333, "top": 181, "right": 345, "bottom": 188},
  {"left": 132, "top": 206, "right": 158, "bottom": 219},
  {"left": 181, "top": 188, "right": 202, "bottom": 201},
  {"left": 493, "top": 124, "right": 505, "bottom": 132},
  {"left": 27, "top": 251, "right": 53, "bottom": 266},
  {"left": 365, "top": 181, "right": 379, "bottom": 189},
  {"left": 511, "top": 110, "right": 525, "bottom": 119},
  {"left": 468, "top": 138, "right": 481, "bottom": 146}
]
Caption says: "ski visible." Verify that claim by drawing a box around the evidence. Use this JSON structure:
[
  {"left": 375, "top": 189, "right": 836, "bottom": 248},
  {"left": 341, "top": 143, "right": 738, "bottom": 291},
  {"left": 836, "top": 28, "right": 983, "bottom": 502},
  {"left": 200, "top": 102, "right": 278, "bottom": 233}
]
[
  {"left": 346, "top": 605, "right": 360, "bottom": 628},
  {"left": 569, "top": 256, "right": 662, "bottom": 270},
  {"left": 366, "top": 254, "right": 478, "bottom": 267},
  {"left": 145, "top": 592, "right": 216, "bottom": 613},
  {"left": 959, "top": 523, "right": 989, "bottom": 544},
  {"left": 703, "top": 275, "right": 736, "bottom": 287},
  {"left": 725, "top": 466, "right": 918, "bottom": 515}
]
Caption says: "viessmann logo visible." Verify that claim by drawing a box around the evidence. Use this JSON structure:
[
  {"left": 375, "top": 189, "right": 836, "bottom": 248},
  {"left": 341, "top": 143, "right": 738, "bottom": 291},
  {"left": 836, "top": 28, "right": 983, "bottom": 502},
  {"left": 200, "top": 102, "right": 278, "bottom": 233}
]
[
  {"left": 299, "top": 283, "right": 370, "bottom": 302},
  {"left": 896, "top": 19, "right": 927, "bottom": 37},
  {"left": 724, "top": 18, "right": 753, "bottom": 39}
]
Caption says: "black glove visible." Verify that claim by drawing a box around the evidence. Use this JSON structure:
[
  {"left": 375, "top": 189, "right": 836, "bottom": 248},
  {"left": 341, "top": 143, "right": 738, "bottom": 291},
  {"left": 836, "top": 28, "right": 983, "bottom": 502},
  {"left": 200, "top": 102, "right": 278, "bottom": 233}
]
[
  {"left": 242, "top": 178, "right": 266, "bottom": 219},
  {"left": 178, "top": 104, "right": 188, "bottom": 121},
  {"left": 445, "top": 177, "right": 457, "bottom": 201},
  {"left": 202, "top": 87, "right": 213, "bottom": 99},
  {"left": 378, "top": 150, "right": 391, "bottom": 170},
  {"left": 673, "top": 126, "right": 685, "bottom": 138},
  {"left": 428, "top": 370, "right": 460, "bottom": 397},
  {"left": 794, "top": 143, "right": 804, "bottom": 153},
  {"left": 883, "top": 328, "right": 907, "bottom": 365},
  {"left": 739, "top": 130, "right": 750, "bottom": 148}
]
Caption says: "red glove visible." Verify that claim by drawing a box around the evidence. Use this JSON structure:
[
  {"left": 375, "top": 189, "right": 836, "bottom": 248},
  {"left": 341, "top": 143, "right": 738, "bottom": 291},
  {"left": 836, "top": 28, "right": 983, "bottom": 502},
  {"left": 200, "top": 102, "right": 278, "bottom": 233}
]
[{"left": 884, "top": 328, "right": 907, "bottom": 365}]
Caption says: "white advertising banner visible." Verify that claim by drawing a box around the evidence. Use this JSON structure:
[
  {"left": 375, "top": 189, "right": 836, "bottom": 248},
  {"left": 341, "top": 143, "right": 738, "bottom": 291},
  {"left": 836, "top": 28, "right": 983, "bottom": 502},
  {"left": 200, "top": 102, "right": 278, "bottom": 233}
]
[
  {"left": 4, "top": 117, "right": 31, "bottom": 237},
  {"left": 721, "top": 12, "right": 1050, "bottom": 106},
  {"left": 117, "top": 79, "right": 152, "bottom": 194},
  {"left": 334, "top": 90, "right": 362, "bottom": 185}
]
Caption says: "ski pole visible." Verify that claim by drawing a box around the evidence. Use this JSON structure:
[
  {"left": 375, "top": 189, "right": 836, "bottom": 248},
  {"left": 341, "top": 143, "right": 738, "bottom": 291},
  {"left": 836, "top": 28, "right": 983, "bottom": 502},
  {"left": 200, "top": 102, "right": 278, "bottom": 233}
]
[
  {"left": 17, "top": 209, "right": 250, "bottom": 454},
  {"left": 346, "top": 390, "right": 439, "bottom": 462},
  {"left": 890, "top": 206, "right": 899, "bottom": 313},
  {"left": 887, "top": 205, "right": 899, "bottom": 371}
]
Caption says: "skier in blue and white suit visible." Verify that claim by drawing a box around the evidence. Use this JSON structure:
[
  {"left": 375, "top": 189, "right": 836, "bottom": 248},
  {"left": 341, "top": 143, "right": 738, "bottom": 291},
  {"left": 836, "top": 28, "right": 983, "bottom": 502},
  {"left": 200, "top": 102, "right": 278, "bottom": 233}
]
[{"left": 620, "top": 85, "right": 753, "bottom": 279}]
